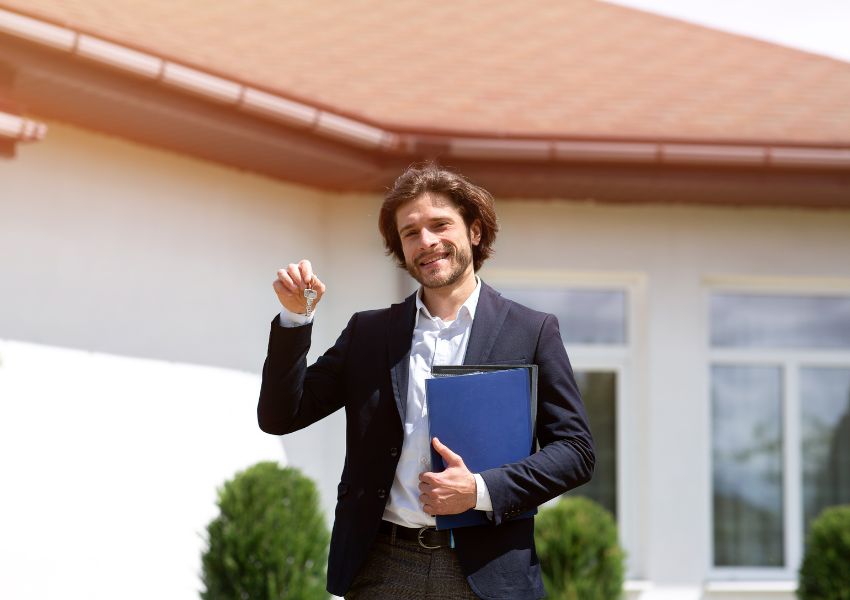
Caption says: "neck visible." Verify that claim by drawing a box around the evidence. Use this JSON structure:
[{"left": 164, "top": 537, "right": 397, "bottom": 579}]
[{"left": 420, "top": 270, "right": 477, "bottom": 320}]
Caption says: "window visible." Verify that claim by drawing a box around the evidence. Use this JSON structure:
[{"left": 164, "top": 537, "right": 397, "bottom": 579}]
[
  {"left": 503, "top": 288, "right": 627, "bottom": 345},
  {"left": 711, "top": 293, "right": 850, "bottom": 349},
  {"left": 569, "top": 371, "right": 618, "bottom": 516},
  {"left": 712, "top": 365, "right": 784, "bottom": 567},
  {"left": 801, "top": 367, "right": 850, "bottom": 539},
  {"left": 709, "top": 291, "right": 850, "bottom": 573}
]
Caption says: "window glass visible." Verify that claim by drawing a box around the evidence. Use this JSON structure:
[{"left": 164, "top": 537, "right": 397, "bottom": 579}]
[
  {"left": 567, "top": 371, "right": 617, "bottom": 517},
  {"left": 712, "top": 365, "right": 784, "bottom": 567},
  {"left": 501, "top": 288, "right": 627, "bottom": 344},
  {"left": 710, "top": 293, "right": 850, "bottom": 349},
  {"left": 801, "top": 367, "right": 850, "bottom": 539}
]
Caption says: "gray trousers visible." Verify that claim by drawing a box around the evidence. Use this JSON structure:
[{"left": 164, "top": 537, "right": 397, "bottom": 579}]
[{"left": 345, "top": 530, "right": 479, "bottom": 599}]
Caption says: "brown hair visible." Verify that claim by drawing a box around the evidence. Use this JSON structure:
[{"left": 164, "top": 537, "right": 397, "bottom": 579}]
[{"left": 378, "top": 164, "right": 498, "bottom": 272}]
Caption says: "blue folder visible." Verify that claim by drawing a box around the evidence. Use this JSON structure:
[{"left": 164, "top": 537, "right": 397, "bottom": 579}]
[{"left": 426, "top": 367, "right": 536, "bottom": 530}]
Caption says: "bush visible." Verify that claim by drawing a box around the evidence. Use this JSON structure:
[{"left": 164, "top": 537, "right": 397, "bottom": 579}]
[
  {"left": 798, "top": 505, "right": 850, "bottom": 600},
  {"left": 534, "top": 496, "right": 625, "bottom": 600},
  {"left": 201, "top": 461, "right": 330, "bottom": 600}
]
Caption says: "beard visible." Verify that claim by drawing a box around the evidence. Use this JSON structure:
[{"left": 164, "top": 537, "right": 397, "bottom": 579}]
[{"left": 406, "top": 241, "right": 473, "bottom": 289}]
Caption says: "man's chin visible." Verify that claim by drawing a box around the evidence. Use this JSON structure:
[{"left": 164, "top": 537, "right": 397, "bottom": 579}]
[
  {"left": 412, "top": 272, "right": 448, "bottom": 289},
  {"left": 420, "top": 277, "right": 453, "bottom": 289},
  {"left": 408, "top": 266, "right": 467, "bottom": 290}
]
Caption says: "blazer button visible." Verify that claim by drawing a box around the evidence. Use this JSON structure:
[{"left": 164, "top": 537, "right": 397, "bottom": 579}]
[
  {"left": 389, "top": 447, "right": 399, "bottom": 457},
  {"left": 377, "top": 488, "right": 387, "bottom": 499}
]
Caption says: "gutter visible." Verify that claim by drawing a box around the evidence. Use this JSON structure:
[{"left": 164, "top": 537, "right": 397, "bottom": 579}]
[
  {"left": 0, "top": 109, "right": 46, "bottom": 142},
  {"left": 1, "top": 7, "right": 849, "bottom": 170}
]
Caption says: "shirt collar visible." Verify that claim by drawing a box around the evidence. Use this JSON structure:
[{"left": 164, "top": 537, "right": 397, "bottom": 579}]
[{"left": 415, "top": 276, "right": 481, "bottom": 324}]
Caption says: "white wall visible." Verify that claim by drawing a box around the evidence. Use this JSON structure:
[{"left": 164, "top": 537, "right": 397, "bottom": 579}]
[
  {"left": 0, "top": 121, "right": 388, "bottom": 373},
  {"left": 0, "top": 340, "right": 283, "bottom": 599}
]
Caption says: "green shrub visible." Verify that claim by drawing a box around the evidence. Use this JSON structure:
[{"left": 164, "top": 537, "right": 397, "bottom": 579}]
[
  {"left": 534, "top": 496, "right": 625, "bottom": 600},
  {"left": 798, "top": 505, "right": 850, "bottom": 600},
  {"left": 201, "top": 461, "right": 330, "bottom": 600}
]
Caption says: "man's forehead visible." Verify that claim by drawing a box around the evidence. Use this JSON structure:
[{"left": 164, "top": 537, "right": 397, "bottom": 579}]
[{"left": 396, "top": 193, "right": 461, "bottom": 225}]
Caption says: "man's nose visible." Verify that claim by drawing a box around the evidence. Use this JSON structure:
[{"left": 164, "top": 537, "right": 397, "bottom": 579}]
[{"left": 418, "top": 228, "right": 439, "bottom": 248}]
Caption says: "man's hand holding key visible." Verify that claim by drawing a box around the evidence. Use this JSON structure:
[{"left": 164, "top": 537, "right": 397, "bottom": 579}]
[{"left": 273, "top": 259, "right": 326, "bottom": 316}]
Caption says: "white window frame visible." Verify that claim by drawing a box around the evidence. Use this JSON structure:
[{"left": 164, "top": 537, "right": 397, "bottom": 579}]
[
  {"left": 704, "top": 275, "right": 850, "bottom": 582},
  {"left": 484, "top": 269, "right": 647, "bottom": 579}
]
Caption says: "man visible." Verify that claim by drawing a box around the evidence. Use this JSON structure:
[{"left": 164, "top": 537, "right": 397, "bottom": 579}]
[{"left": 258, "top": 164, "right": 594, "bottom": 599}]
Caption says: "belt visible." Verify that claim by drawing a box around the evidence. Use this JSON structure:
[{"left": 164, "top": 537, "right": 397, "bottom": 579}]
[{"left": 379, "top": 520, "right": 452, "bottom": 549}]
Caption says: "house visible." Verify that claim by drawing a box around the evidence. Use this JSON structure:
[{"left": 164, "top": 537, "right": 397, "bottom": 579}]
[{"left": 1, "top": 1, "right": 848, "bottom": 598}]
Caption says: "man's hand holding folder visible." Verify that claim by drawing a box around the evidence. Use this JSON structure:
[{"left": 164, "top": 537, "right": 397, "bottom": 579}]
[{"left": 418, "top": 437, "right": 477, "bottom": 516}]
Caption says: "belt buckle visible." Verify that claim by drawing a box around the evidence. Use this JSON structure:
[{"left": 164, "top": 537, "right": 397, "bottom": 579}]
[{"left": 417, "top": 526, "right": 441, "bottom": 549}]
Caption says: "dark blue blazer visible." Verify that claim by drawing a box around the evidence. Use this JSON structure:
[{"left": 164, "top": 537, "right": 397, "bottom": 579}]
[{"left": 258, "top": 282, "right": 595, "bottom": 599}]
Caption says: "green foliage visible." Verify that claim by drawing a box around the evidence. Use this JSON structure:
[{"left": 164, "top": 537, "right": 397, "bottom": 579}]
[
  {"left": 534, "top": 496, "right": 625, "bottom": 600},
  {"left": 798, "top": 505, "right": 850, "bottom": 600},
  {"left": 201, "top": 461, "right": 330, "bottom": 600}
]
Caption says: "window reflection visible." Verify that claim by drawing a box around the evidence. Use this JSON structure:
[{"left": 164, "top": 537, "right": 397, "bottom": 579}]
[
  {"left": 567, "top": 371, "right": 617, "bottom": 517},
  {"left": 801, "top": 367, "right": 850, "bottom": 539},
  {"left": 501, "top": 288, "right": 627, "bottom": 345},
  {"left": 710, "top": 294, "right": 850, "bottom": 349},
  {"left": 712, "top": 365, "right": 784, "bottom": 567}
]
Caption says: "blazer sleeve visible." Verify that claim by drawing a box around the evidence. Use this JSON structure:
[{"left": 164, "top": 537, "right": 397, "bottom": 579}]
[
  {"left": 257, "top": 313, "right": 356, "bottom": 435},
  {"left": 480, "top": 313, "right": 595, "bottom": 525}
]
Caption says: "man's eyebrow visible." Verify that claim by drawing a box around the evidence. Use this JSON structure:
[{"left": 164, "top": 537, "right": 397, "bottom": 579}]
[{"left": 398, "top": 214, "right": 454, "bottom": 234}]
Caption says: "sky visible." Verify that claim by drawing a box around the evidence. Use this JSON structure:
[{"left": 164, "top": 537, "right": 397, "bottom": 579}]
[{"left": 605, "top": 0, "right": 850, "bottom": 62}]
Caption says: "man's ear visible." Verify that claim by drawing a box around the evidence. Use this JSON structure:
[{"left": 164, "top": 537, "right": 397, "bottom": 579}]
[{"left": 470, "top": 220, "right": 482, "bottom": 246}]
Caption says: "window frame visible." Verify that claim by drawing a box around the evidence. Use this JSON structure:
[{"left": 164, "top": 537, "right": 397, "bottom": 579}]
[
  {"left": 484, "top": 269, "right": 646, "bottom": 579},
  {"left": 704, "top": 275, "right": 850, "bottom": 582}
]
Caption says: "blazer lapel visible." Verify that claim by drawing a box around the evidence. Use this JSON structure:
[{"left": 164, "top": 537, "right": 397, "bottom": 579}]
[
  {"left": 464, "top": 282, "right": 510, "bottom": 365},
  {"left": 388, "top": 292, "right": 417, "bottom": 422}
]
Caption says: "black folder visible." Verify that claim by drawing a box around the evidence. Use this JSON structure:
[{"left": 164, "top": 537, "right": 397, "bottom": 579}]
[{"left": 426, "top": 365, "right": 538, "bottom": 530}]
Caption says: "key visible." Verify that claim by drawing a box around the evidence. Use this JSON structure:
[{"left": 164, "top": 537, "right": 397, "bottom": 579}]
[{"left": 303, "top": 282, "right": 318, "bottom": 317}]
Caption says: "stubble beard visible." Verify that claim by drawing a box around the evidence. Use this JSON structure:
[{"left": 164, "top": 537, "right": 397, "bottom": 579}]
[{"left": 406, "top": 242, "right": 474, "bottom": 289}]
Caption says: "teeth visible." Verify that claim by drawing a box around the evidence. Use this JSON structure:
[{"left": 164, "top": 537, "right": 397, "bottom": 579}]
[{"left": 421, "top": 254, "right": 446, "bottom": 266}]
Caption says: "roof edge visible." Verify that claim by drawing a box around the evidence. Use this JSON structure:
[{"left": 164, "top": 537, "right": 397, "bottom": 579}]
[
  {"left": 1, "top": 6, "right": 848, "bottom": 170},
  {"left": 0, "top": 109, "right": 47, "bottom": 141}
]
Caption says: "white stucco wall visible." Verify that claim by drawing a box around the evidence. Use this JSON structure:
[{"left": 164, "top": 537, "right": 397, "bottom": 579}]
[
  {"left": 0, "top": 121, "right": 398, "bottom": 373},
  {"left": 0, "top": 339, "right": 283, "bottom": 600},
  {"left": 3, "top": 120, "right": 849, "bottom": 599}
]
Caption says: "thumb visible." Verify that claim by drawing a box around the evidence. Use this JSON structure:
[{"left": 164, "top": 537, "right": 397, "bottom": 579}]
[{"left": 432, "top": 437, "right": 463, "bottom": 467}]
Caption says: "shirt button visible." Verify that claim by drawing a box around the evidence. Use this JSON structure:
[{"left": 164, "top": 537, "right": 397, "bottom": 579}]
[
  {"left": 420, "top": 456, "right": 429, "bottom": 466},
  {"left": 377, "top": 488, "right": 387, "bottom": 499},
  {"left": 389, "top": 447, "right": 399, "bottom": 458}
]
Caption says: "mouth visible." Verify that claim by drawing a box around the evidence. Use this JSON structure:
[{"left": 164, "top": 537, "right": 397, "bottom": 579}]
[{"left": 418, "top": 251, "right": 450, "bottom": 267}]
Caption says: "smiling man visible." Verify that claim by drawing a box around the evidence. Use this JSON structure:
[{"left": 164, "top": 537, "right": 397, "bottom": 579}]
[{"left": 258, "top": 164, "right": 595, "bottom": 600}]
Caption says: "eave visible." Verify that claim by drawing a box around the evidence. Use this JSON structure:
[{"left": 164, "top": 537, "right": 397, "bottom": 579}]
[
  {"left": 1, "top": 6, "right": 848, "bottom": 207},
  {"left": 0, "top": 108, "right": 46, "bottom": 157}
]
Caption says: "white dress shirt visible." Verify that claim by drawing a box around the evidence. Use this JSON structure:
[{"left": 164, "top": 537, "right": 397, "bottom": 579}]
[{"left": 279, "top": 278, "right": 492, "bottom": 529}]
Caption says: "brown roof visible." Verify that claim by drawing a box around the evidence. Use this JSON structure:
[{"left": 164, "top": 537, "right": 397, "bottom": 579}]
[{"left": 2, "top": 0, "right": 850, "bottom": 146}]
